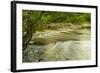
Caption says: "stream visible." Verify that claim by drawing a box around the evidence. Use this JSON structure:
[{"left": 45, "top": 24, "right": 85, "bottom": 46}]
[{"left": 23, "top": 28, "right": 91, "bottom": 62}]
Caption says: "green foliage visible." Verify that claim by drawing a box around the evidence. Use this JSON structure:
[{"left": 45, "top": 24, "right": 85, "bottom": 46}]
[{"left": 23, "top": 10, "right": 91, "bottom": 32}]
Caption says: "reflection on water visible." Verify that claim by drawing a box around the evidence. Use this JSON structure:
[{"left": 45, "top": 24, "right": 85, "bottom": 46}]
[{"left": 23, "top": 28, "right": 91, "bottom": 62}]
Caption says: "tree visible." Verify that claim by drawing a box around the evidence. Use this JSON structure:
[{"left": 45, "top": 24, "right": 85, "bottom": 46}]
[{"left": 23, "top": 10, "right": 45, "bottom": 50}]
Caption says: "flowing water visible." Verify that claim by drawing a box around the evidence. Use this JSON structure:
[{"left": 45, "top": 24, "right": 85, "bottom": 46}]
[{"left": 23, "top": 28, "right": 91, "bottom": 62}]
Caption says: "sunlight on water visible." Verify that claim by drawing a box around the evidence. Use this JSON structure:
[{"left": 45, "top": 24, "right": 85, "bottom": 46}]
[{"left": 44, "top": 41, "right": 91, "bottom": 61}]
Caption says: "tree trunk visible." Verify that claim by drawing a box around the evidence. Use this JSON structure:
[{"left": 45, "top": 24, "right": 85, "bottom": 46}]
[{"left": 23, "top": 11, "right": 45, "bottom": 51}]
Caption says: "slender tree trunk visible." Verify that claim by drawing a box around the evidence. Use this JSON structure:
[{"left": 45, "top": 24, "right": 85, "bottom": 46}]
[{"left": 23, "top": 11, "right": 45, "bottom": 51}]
